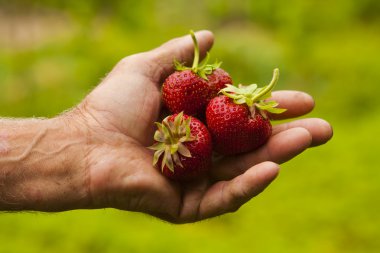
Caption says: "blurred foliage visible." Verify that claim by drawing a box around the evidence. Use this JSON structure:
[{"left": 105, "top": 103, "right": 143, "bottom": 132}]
[{"left": 1, "top": 0, "right": 380, "bottom": 252}]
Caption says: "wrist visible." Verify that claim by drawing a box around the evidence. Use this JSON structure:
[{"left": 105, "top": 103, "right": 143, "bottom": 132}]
[
  {"left": 47, "top": 113, "right": 92, "bottom": 211},
  {"left": 0, "top": 114, "right": 91, "bottom": 211}
]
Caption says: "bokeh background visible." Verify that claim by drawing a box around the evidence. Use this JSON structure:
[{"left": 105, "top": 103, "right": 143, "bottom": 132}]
[{"left": 1, "top": 0, "right": 380, "bottom": 252}]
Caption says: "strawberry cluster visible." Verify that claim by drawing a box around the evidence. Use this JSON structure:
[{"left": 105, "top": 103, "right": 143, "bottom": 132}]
[{"left": 150, "top": 31, "right": 286, "bottom": 181}]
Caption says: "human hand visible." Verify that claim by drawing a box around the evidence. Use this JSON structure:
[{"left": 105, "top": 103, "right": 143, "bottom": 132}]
[{"left": 72, "top": 31, "right": 333, "bottom": 223}]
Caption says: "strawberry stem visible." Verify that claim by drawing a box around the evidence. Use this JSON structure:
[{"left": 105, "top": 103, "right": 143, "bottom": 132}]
[
  {"left": 190, "top": 30, "right": 200, "bottom": 71},
  {"left": 220, "top": 68, "right": 286, "bottom": 116},
  {"left": 251, "top": 68, "right": 279, "bottom": 102},
  {"left": 174, "top": 30, "right": 221, "bottom": 80}
]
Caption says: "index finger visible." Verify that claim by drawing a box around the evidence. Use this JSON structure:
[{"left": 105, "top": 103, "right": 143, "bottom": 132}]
[{"left": 269, "top": 90, "right": 315, "bottom": 120}]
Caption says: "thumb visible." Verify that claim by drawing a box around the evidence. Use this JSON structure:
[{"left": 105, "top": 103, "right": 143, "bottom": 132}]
[{"left": 149, "top": 30, "right": 214, "bottom": 82}]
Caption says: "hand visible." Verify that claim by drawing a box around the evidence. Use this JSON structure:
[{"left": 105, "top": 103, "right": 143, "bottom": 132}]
[{"left": 74, "top": 30, "right": 333, "bottom": 223}]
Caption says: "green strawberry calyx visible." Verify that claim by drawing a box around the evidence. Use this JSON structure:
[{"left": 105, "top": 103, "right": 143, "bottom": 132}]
[
  {"left": 149, "top": 112, "right": 196, "bottom": 172},
  {"left": 174, "top": 30, "right": 221, "bottom": 80},
  {"left": 220, "top": 68, "right": 287, "bottom": 118}
]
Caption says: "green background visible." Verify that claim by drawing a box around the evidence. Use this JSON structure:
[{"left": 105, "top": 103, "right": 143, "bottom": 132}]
[{"left": 1, "top": 0, "right": 379, "bottom": 252}]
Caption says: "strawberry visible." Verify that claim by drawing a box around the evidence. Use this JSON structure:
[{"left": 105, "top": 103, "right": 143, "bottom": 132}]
[
  {"left": 149, "top": 112, "right": 212, "bottom": 181},
  {"left": 206, "top": 69, "right": 286, "bottom": 155},
  {"left": 162, "top": 31, "right": 232, "bottom": 116}
]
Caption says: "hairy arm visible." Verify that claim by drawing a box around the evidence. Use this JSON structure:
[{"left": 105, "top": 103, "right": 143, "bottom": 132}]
[{"left": 0, "top": 115, "right": 90, "bottom": 211}]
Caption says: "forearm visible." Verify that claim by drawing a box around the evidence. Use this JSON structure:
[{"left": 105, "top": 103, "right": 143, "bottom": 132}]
[{"left": 0, "top": 114, "right": 90, "bottom": 211}]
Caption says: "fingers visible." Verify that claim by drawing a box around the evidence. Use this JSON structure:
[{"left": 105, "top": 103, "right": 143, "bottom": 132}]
[
  {"left": 273, "top": 118, "right": 333, "bottom": 147},
  {"left": 148, "top": 30, "right": 214, "bottom": 82},
  {"left": 199, "top": 162, "right": 279, "bottom": 219},
  {"left": 269, "top": 91, "right": 315, "bottom": 120},
  {"left": 211, "top": 118, "right": 332, "bottom": 181},
  {"left": 211, "top": 127, "right": 312, "bottom": 181}
]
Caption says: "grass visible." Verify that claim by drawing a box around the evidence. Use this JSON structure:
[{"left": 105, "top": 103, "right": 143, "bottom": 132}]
[{"left": 0, "top": 1, "right": 380, "bottom": 252}]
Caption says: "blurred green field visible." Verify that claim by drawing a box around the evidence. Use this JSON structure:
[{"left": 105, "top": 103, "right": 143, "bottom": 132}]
[{"left": 1, "top": 0, "right": 380, "bottom": 252}]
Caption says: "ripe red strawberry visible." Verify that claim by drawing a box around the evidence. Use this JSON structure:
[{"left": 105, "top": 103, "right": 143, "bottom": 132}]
[
  {"left": 162, "top": 31, "right": 232, "bottom": 116},
  {"left": 149, "top": 112, "right": 212, "bottom": 180},
  {"left": 206, "top": 69, "right": 286, "bottom": 155},
  {"left": 207, "top": 68, "right": 233, "bottom": 99}
]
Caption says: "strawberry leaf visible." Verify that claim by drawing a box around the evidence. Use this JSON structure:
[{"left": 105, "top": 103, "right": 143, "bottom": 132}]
[
  {"left": 174, "top": 59, "right": 188, "bottom": 71},
  {"left": 172, "top": 31, "right": 221, "bottom": 80},
  {"left": 265, "top": 107, "right": 287, "bottom": 114},
  {"left": 172, "top": 153, "right": 183, "bottom": 168},
  {"left": 149, "top": 142, "right": 165, "bottom": 151},
  {"left": 150, "top": 112, "right": 196, "bottom": 173},
  {"left": 152, "top": 149, "right": 164, "bottom": 166},
  {"left": 256, "top": 99, "right": 287, "bottom": 114},
  {"left": 164, "top": 147, "right": 174, "bottom": 172},
  {"left": 178, "top": 143, "right": 192, "bottom": 158},
  {"left": 154, "top": 130, "right": 165, "bottom": 142},
  {"left": 170, "top": 143, "right": 179, "bottom": 154},
  {"left": 221, "top": 84, "right": 241, "bottom": 94},
  {"left": 236, "top": 97, "right": 247, "bottom": 104},
  {"left": 220, "top": 68, "right": 286, "bottom": 116}
]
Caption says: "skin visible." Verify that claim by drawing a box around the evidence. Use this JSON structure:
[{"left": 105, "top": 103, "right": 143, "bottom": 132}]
[{"left": 0, "top": 30, "right": 333, "bottom": 223}]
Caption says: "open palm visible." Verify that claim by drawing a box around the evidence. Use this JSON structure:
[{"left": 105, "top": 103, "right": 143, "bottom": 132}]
[{"left": 76, "top": 31, "right": 332, "bottom": 223}]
